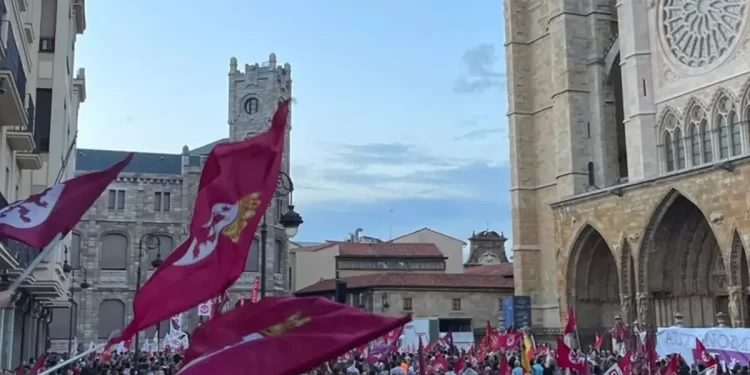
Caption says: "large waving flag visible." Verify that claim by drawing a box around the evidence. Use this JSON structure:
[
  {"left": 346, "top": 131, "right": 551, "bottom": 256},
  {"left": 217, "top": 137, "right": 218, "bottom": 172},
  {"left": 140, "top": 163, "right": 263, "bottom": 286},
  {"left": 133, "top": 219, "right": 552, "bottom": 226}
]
[
  {"left": 0, "top": 153, "right": 132, "bottom": 248},
  {"left": 179, "top": 296, "right": 411, "bottom": 375},
  {"left": 114, "top": 101, "right": 289, "bottom": 343}
]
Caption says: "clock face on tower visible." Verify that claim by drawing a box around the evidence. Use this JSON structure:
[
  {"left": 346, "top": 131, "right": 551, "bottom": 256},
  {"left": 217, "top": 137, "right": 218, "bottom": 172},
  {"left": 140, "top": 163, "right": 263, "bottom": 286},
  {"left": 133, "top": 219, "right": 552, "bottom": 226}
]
[{"left": 478, "top": 252, "right": 500, "bottom": 265}]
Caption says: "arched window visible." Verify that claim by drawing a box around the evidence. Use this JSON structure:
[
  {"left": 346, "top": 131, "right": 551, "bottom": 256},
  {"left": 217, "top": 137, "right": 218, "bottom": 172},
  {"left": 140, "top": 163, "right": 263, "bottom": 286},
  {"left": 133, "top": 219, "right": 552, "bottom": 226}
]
[
  {"left": 70, "top": 232, "right": 82, "bottom": 269},
  {"left": 673, "top": 127, "right": 685, "bottom": 170},
  {"left": 148, "top": 235, "right": 174, "bottom": 269},
  {"left": 690, "top": 124, "right": 701, "bottom": 166},
  {"left": 49, "top": 307, "right": 73, "bottom": 340},
  {"left": 98, "top": 299, "right": 125, "bottom": 339},
  {"left": 274, "top": 239, "right": 284, "bottom": 274},
  {"left": 715, "top": 95, "right": 738, "bottom": 158},
  {"left": 700, "top": 119, "right": 712, "bottom": 162},
  {"left": 245, "top": 239, "right": 260, "bottom": 272},
  {"left": 100, "top": 233, "right": 128, "bottom": 270},
  {"left": 664, "top": 132, "right": 675, "bottom": 172},
  {"left": 244, "top": 98, "right": 259, "bottom": 115}
]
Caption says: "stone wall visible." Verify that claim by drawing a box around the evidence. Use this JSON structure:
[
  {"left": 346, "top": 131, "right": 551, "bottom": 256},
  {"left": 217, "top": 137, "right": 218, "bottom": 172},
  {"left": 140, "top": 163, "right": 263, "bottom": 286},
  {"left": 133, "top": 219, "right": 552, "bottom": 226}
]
[
  {"left": 554, "top": 157, "right": 750, "bottom": 329},
  {"left": 370, "top": 288, "right": 510, "bottom": 330},
  {"left": 506, "top": 0, "right": 750, "bottom": 331}
]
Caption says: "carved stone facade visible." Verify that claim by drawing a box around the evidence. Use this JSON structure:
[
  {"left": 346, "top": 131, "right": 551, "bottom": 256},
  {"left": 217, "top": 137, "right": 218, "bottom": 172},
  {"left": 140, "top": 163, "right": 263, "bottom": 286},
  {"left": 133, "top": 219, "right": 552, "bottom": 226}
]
[
  {"left": 505, "top": 0, "right": 750, "bottom": 340},
  {"left": 464, "top": 231, "right": 509, "bottom": 267},
  {"left": 47, "top": 54, "right": 295, "bottom": 349}
]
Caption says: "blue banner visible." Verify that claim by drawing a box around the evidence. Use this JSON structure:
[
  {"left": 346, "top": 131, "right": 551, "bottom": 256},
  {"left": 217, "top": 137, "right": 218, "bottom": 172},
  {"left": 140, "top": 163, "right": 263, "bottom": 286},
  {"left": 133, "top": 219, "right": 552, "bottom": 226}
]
[
  {"left": 502, "top": 296, "right": 515, "bottom": 329},
  {"left": 502, "top": 296, "right": 532, "bottom": 329}
]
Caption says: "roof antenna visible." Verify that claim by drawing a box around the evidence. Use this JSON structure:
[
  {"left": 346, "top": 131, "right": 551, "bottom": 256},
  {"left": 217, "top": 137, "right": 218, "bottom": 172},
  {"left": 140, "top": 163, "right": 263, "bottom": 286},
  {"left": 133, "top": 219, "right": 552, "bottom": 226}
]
[{"left": 485, "top": 221, "right": 490, "bottom": 231}]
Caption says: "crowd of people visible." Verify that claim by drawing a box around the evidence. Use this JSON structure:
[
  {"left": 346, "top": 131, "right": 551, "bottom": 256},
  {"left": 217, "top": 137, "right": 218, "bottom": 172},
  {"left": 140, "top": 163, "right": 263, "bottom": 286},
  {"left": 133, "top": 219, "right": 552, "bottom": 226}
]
[
  {"left": 312, "top": 346, "right": 750, "bottom": 375},
  {"left": 14, "top": 352, "right": 184, "bottom": 375},
  {"left": 6, "top": 335, "right": 749, "bottom": 375}
]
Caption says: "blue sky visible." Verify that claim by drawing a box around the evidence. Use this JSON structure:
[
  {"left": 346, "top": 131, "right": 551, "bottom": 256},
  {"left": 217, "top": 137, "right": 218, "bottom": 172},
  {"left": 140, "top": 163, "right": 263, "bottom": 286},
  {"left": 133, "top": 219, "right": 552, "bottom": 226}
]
[{"left": 75, "top": 0, "right": 511, "bottom": 255}]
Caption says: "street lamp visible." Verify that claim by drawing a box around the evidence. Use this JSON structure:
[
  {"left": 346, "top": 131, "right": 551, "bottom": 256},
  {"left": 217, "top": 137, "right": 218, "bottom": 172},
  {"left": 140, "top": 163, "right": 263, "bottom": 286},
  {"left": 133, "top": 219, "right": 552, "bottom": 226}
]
[
  {"left": 134, "top": 234, "right": 162, "bottom": 367},
  {"left": 63, "top": 246, "right": 90, "bottom": 355},
  {"left": 259, "top": 171, "right": 303, "bottom": 298}
]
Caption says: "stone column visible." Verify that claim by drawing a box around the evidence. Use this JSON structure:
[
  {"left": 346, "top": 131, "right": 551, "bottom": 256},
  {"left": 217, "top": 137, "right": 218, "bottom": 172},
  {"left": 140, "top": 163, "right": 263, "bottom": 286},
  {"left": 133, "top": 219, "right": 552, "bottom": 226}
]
[
  {"left": 1, "top": 308, "right": 14, "bottom": 369},
  {"left": 636, "top": 292, "right": 652, "bottom": 331},
  {"left": 620, "top": 294, "right": 634, "bottom": 324},
  {"left": 727, "top": 285, "right": 745, "bottom": 327}
]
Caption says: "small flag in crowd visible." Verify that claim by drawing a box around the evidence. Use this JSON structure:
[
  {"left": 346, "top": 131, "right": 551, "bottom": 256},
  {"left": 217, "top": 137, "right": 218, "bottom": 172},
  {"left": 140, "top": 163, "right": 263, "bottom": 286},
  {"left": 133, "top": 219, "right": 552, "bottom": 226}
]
[
  {"left": 114, "top": 101, "right": 290, "bottom": 343},
  {"left": 27, "top": 354, "right": 45, "bottom": 375},
  {"left": 556, "top": 338, "right": 588, "bottom": 375},
  {"left": 179, "top": 296, "right": 411, "bottom": 375},
  {"left": 594, "top": 332, "right": 604, "bottom": 350},
  {"left": 564, "top": 307, "right": 576, "bottom": 336},
  {"left": 0, "top": 153, "right": 132, "bottom": 248},
  {"left": 695, "top": 338, "right": 718, "bottom": 367}
]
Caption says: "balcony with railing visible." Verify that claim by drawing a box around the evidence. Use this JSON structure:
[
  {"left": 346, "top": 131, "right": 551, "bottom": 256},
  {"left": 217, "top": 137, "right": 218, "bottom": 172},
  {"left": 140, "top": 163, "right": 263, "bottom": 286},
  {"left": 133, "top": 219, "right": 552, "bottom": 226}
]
[
  {"left": 7, "top": 94, "right": 35, "bottom": 151},
  {"left": 10, "top": 94, "right": 42, "bottom": 169},
  {"left": 0, "top": 26, "right": 28, "bottom": 127}
]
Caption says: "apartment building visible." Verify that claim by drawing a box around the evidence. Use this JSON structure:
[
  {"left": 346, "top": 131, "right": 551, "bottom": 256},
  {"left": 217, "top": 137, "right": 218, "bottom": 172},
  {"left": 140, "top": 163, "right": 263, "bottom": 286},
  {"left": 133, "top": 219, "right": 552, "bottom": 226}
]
[{"left": 0, "top": 0, "right": 87, "bottom": 367}]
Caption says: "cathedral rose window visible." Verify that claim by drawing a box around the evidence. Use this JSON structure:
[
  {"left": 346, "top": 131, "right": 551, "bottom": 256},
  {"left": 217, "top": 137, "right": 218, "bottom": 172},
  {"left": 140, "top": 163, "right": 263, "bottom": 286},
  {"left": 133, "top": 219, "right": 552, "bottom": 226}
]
[{"left": 660, "top": 0, "right": 746, "bottom": 69}]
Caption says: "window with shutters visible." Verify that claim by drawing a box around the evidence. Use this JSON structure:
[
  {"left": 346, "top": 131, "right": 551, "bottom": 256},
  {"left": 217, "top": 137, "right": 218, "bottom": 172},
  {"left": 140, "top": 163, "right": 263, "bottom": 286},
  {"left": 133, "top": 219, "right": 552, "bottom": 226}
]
[
  {"left": 108, "top": 190, "right": 125, "bottom": 210},
  {"left": 70, "top": 232, "right": 82, "bottom": 269},
  {"left": 100, "top": 233, "right": 128, "bottom": 270},
  {"left": 40, "top": 0, "right": 57, "bottom": 52},
  {"left": 403, "top": 297, "right": 413, "bottom": 311},
  {"left": 49, "top": 307, "right": 73, "bottom": 339},
  {"left": 148, "top": 235, "right": 174, "bottom": 270},
  {"left": 452, "top": 298, "right": 461, "bottom": 311},
  {"left": 98, "top": 300, "right": 125, "bottom": 339},
  {"left": 245, "top": 239, "right": 260, "bottom": 272},
  {"left": 154, "top": 192, "right": 171, "bottom": 212}
]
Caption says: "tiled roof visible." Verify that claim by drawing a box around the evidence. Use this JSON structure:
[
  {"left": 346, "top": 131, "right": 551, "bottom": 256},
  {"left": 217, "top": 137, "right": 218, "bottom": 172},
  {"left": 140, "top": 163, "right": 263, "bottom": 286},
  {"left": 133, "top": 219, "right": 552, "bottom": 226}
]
[
  {"left": 338, "top": 242, "right": 443, "bottom": 257},
  {"left": 291, "top": 242, "right": 444, "bottom": 258},
  {"left": 76, "top": 149, "right": 185, "bottom": 174},
  {"left": 76, "top": 140, "right": 225, "bottom": 175},
  {"left": 464, "top": 263, "right": 514, "bottom": 277},
  {"left": 295, "top": 272, "right": 514, "bottom": 295}
]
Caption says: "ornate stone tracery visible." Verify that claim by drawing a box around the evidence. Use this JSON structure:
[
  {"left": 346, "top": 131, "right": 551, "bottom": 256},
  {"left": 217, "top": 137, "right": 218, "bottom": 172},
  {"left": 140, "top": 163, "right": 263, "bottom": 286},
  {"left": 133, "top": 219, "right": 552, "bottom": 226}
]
[{"left": 660, "top": 0, "right": 747, "bottom": 69}]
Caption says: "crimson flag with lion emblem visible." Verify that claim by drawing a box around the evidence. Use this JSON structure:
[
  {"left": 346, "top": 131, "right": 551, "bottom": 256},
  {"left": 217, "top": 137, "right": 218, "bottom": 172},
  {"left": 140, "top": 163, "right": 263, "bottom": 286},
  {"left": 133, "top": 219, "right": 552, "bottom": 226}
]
[
  {"left": 0, "top": 154, "right": 132, "bottom": 249},
  {"left": 114, "top": 101, "right": 290, "bottom": 343},
  {"left": 179, "top": 296, "right": 411, "bottom": 375}
]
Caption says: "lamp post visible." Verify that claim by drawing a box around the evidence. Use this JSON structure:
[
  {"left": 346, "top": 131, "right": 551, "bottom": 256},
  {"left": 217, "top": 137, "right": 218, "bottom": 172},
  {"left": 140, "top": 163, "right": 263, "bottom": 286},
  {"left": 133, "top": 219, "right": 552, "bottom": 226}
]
[
  {"left": 63, "top": 246, "right": 91, "bottom": 355},
  {"left": 134, "top": 234, "right": 162, "bottom": 368},
  {"left": 259, "top": 171, "right": 303, "bottom": 298}
]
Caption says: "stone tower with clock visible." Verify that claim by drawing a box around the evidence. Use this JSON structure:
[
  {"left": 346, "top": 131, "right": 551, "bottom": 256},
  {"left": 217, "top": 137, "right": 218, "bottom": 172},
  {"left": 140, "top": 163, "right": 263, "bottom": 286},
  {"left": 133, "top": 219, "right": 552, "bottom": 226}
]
[
  {"left": 227, "top": 53, "right": 293, "bottom": 296},
  {"left": 506, "top": 0, "right": 750, "bottom": 337}
]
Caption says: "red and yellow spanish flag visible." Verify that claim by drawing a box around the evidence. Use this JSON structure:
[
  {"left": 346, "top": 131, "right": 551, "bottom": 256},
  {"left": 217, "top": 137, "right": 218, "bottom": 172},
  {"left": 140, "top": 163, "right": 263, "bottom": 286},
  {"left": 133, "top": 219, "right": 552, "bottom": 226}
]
[{"left": 521, "top": 332, "right": 534, "bottom": 372}]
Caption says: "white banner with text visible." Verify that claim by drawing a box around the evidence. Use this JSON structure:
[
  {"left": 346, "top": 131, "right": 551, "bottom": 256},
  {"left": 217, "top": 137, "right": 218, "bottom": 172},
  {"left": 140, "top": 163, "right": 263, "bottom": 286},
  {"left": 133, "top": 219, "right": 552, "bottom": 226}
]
[{"left": 657, "top": 326, "right": 750, "bottom": 366}]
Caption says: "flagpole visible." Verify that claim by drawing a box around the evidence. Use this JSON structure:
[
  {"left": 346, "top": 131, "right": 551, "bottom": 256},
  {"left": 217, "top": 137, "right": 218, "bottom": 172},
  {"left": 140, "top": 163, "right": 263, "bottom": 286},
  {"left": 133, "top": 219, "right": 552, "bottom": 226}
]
[
  {"left": 8, "top": 233, "right": 63, "bottom": 293},
  {"left": 39, "top": 330, "right": 119, "bottom": 375}
]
